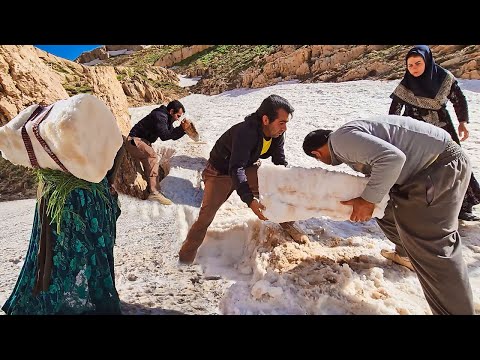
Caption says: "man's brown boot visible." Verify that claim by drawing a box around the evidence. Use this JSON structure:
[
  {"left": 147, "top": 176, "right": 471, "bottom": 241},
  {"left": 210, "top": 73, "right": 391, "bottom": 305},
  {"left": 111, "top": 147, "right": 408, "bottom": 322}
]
[
  {"left": 380, "top": 249, "right": 415, "bottom": 271},
  {"left": 148, "top": 191, "right": 173, "bottom": 205},
  {"left": 280, "top": 221, "right": 309, "bottom": 244},
  {"left": 178, "top": 239, "right": 201, "bottom": 264},
  {"left": 147, "top": 176, "right": 172, "bottom": 205}
]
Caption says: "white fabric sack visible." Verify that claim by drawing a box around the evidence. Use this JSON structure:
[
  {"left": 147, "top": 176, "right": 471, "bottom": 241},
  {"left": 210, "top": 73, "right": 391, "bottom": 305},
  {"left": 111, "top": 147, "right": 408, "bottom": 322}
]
[
  {"left": 258, "top": 164, "right": 389, "bottom": 223},
  {"left": 0, "top": 94, "right": 123, "bottom": 183}
]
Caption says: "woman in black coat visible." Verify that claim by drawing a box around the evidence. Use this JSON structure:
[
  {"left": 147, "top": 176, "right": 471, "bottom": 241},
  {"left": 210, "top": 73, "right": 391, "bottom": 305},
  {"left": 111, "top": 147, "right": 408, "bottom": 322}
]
[{"left": 389, "top": 45, "right": 480, "bottom": 221}]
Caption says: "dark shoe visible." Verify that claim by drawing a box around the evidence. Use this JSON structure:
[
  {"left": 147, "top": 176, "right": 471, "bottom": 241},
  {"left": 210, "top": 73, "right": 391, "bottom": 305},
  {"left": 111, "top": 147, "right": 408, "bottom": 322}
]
[
  {"left": 280, "top": 222, "right": 309, "bottom": 244},
  {"left": 178, "top": 240, "right": 200, "bottom": 264},
  {"left": 458, "top": 212, "right": 480, "bottom": 221}
]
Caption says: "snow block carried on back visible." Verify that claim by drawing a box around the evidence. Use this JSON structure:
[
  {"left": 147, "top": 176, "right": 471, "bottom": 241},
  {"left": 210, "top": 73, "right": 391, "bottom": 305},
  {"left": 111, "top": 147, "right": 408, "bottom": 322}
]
[
  {"left": 258, "top": 164, "right": 389, "bottom": 222},
  {"left": 0, "top": 94, "right": 123, "bottom": 183}
]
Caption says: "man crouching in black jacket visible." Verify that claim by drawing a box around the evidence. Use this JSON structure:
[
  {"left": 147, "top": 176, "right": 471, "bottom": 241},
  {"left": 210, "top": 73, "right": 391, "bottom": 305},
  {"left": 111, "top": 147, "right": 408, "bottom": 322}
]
[
  {"left": 125, "top": 100, "right": 191, "bottom": 204},
  {"left": 178, "top": 94, "right": 309, "bottom": 264}
]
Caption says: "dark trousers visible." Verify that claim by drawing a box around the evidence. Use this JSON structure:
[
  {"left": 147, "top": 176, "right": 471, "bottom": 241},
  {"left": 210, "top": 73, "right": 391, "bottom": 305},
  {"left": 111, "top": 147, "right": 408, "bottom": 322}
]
[{"left": 377, "top": 141, "right": 474, "bottom": 314}]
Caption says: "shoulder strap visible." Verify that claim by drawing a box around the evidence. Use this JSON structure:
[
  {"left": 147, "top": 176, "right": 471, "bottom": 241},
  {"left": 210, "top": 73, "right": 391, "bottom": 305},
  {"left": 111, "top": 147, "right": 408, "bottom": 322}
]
[
  {"left": 21, "top": 104, "right": 71, "bottom": 174},
  {"left": 31, "top": 105, "right": 70, "bottom": 174},
  {"left": 21, "top": 105, "right": 44, "bottom": 168}
]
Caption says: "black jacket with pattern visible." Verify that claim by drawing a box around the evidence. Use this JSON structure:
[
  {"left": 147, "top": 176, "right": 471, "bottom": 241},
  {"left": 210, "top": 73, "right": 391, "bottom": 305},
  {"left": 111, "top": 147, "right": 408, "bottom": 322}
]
[{"left": 389, "top": 80, "right": 468, "bottom": 144}]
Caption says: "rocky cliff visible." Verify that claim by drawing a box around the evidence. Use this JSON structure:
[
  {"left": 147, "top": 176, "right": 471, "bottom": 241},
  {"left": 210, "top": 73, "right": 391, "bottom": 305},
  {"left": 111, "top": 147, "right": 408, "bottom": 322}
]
[
  {"left": 75, "top": 45, "right": 151, "bottom": 64},
  {"left": 71, "top": 44, "right": 480, "bottom": 96},
  {"left": 178, "top": 45, "right": 480, "bottom": 95}
]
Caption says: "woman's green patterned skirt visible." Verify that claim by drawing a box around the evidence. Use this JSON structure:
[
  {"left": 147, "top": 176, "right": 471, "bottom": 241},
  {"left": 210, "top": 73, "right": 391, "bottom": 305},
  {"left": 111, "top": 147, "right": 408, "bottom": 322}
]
[{"left": 2, "top": 177, "right": 121, "bottom": 315}]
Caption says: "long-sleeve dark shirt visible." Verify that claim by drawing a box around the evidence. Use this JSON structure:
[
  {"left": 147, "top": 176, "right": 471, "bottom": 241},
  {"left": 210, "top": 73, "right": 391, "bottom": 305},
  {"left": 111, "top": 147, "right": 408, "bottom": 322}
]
[
  {"left": 209, "top": 115, "right": 288, "bottom": 206},
  {"left": 129, "top": 105, "right": 185, "bottom": 143}
]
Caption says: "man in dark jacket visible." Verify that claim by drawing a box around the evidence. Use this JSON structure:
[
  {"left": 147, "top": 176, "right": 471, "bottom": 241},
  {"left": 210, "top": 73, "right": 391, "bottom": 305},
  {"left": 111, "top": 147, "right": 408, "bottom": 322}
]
[
  {"left": 125, "top": 100, "right": 191, "bottom": 204},
  {"left": 178, "top": 94, "right": 309, "bottom": 264}
]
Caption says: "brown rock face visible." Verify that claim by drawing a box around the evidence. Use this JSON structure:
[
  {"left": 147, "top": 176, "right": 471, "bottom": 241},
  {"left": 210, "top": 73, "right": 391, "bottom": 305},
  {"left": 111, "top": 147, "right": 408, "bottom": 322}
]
[
  {"left": 113, "top": 141, "right": 150, "bottom": 200},
  {"left": 87, "top": 65, "right": 131, "bottom": 135},
  {"left": 0, "top": 45, "right": 69, "bottom": 126},
  {"left": 194, "top": 45, "right": 480, "bottom": 94},
  {"left": 106, "top": 45, "right": 149, "bottom": 52},
  {"left": 115, "top": 66, "right": 180, "bottom": 107},
  {"left": 75, "top": 45, "right": 151, "bottom": 64},
  {"left": 154, "top": 45, "right": 214, "bottom": 67},
  {"left": 75, "top": 46, "right": 109, "bottom": 63}
]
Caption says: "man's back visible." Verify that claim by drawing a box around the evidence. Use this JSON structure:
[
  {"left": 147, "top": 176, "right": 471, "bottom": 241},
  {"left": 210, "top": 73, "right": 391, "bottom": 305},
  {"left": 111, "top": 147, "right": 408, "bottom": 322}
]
[
  {"left": 329, "top": 115, "right": 451, "bottom": 203},
  {"left": 330, "top": 115, "right": 450, "bottom": 180},
  {"left": 336, "top": 115, "right": 449, "bottom": 146}
]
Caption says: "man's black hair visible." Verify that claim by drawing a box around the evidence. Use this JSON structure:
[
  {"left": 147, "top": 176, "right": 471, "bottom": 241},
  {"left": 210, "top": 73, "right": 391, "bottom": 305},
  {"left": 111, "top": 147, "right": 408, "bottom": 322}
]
[
  {"left": 302, "top": 129, "right": 333, "bottom": 157},
  {"left": 167, "top": 100, "right": 186, "bottom": 114},
  {"left": 248, "top": 94, "right": 294, "bottom": 123}
]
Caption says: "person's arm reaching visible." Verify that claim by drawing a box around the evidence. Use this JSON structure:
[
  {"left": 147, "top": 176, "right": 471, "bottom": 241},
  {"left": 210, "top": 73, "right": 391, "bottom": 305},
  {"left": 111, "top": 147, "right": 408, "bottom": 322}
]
[
  {"left": 448, "top": 81, "right": 470, "bottom": 141},
  {"left": 388, "top": 97, "right": 403, "bottom": 115},
  {"left": 229, "top": 127, "right": 267, "bottom": 220},
  {"left": 229, "top": 126, "right": 255, "bottom": 206},
  {"left": 330, "top": 130, "right": 406, "bottom": 221},
  {"left": 154, "top": 111, "right": 186, "bottom": 141}
]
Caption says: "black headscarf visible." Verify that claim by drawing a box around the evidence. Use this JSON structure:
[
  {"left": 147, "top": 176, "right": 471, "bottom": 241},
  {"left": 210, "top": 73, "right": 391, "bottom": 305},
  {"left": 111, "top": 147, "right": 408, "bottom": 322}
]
[{"left": 398, "top": 45, "right": 448, "bottom": 99}]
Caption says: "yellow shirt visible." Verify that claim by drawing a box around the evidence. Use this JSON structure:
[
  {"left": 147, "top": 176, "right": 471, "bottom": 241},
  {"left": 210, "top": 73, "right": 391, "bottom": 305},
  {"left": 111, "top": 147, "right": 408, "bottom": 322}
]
[{"left": 260, "top": 137, "right": 272, "bottom": 155}]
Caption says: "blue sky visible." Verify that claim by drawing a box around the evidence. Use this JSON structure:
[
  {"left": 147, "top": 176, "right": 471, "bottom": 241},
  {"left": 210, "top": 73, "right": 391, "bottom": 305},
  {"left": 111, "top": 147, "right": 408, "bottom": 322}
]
[{"left": 34, "top": 45, "right": 101, "bottom": 61}]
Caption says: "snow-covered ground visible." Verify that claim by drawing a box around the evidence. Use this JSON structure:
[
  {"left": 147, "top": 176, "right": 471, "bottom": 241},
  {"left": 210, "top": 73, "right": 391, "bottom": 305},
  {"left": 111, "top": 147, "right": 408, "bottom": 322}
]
[
  {"left": 1, "top": 79, "right": 479, "bottom": 315},
  {"left": 178, "top": 75, "right": 201, "bottom": 88}
]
